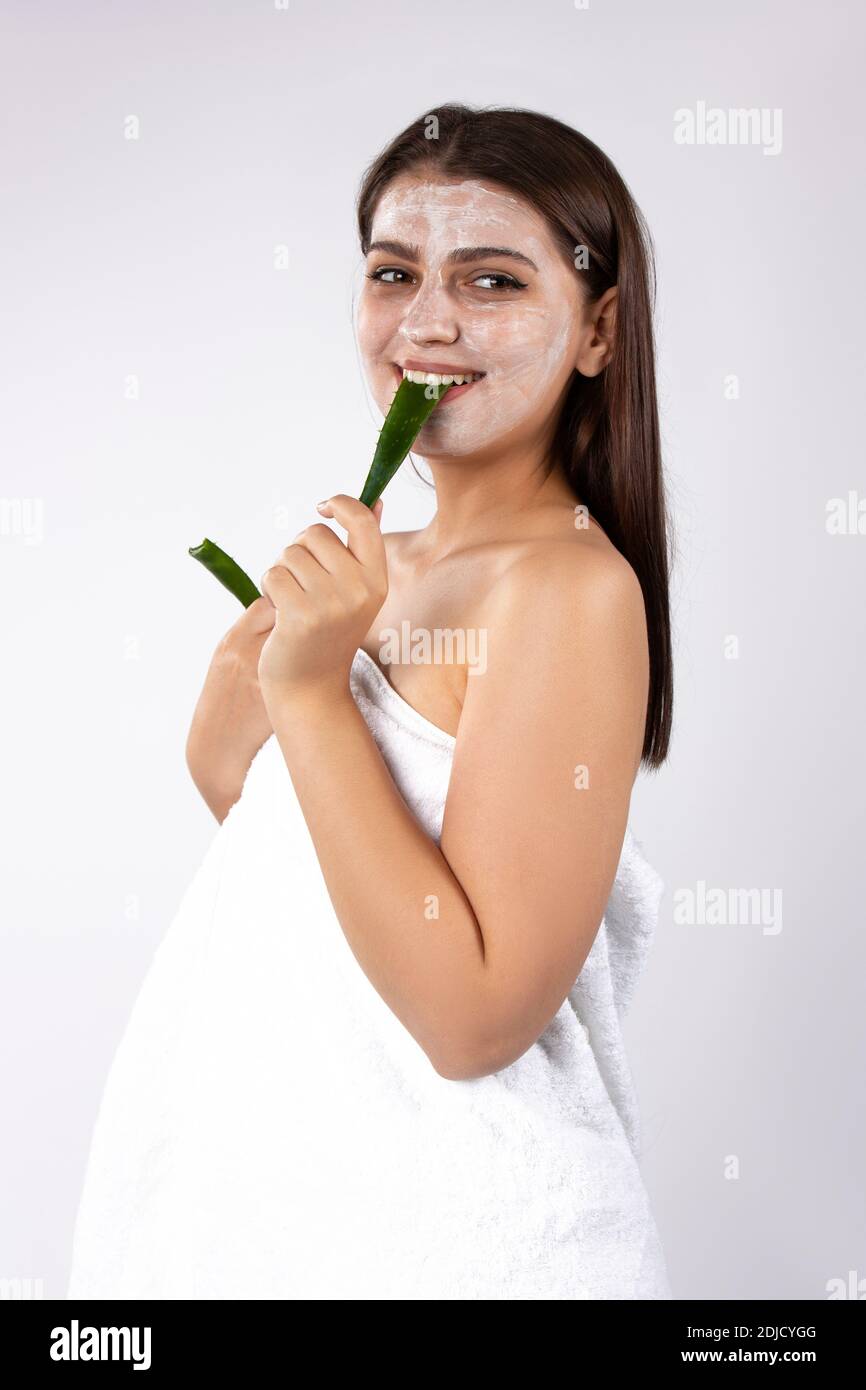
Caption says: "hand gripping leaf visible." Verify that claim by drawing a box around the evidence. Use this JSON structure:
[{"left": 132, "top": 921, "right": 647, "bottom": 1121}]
[{"left": 189, "top": 378, "right": 451, "bottom": 605}]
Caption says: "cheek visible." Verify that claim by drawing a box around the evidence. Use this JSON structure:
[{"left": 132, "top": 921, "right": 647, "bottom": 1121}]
[
  {"left": 464, "top": 304, "right": 572, "bottom": 379},
  {"left": 355, "top": 296, "right": 384, "bottom": 358},
  {"left": 418, "top": 306, "right": 575, "bottom": 452},
  {"left": 355, "top": 298, "right": 398, "bottom": 402}
]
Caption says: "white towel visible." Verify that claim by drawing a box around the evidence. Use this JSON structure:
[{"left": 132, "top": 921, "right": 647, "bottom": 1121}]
[{"left": 67, "top": 647, "right": 671, "bottom": 1300}]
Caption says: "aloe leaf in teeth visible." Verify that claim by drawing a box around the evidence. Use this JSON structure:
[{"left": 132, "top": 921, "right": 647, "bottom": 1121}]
[
  {"left": 189, "top": 376, "right": 454, "bottom": 607},
  {"left": 358, "top": 377, "right": 453, "bottom": 509}
]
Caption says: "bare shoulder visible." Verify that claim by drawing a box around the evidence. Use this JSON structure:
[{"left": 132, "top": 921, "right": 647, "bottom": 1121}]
[
  {"left": 461, "top": 525, "right": 650, "bottom": 795},
  {"left": 466, "top": 528, "right": 649, "bottom": 777},
  {"left": 482, "top": 527, "right": 647, "bottom": 646}
]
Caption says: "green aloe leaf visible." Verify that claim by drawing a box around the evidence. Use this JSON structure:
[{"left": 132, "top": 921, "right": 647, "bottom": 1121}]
[
  {"left": 189, "top": 378, "right": 452, "bottom": 607},
  {"left": 188, "top": 538, "right": 261, "bottom": 608},
  {"left": 359, "top": 378, "right": 452, "bottom": 508}
]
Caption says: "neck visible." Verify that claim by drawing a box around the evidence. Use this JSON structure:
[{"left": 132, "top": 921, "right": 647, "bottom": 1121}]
[{"left": 414, "top": 437, "right": 578, "bottom": 563}]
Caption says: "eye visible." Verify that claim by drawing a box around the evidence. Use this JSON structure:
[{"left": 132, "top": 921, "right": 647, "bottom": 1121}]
[
  {"left": 366, "top": 266, "right": 413, "bottom": 285},
  {"left": 366, "top": 265, "right": 528, "bottom": 292},
  {"left": 470, "top": 271, "right": 528, "bottom": 291}
]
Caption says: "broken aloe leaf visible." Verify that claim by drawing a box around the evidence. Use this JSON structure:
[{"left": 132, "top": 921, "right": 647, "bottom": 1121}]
[
  {"left": 188, "top": 537, "right": 261, "bottom": 608},
  {"left": 359, "top": 378, "right": 453, "bottom": 508}
]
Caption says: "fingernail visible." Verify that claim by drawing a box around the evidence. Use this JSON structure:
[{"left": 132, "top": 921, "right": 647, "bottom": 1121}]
[{"left": 316, "top": 500, "right": 329, "bottom": 511}]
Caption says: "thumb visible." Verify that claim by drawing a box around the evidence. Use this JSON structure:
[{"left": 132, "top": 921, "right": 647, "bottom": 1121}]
[
  {"left": 240, "top": 593, "right": 276, "bottom": 635},
  {"left": 372, "top": 498, "right": 384, "bottom": 526}
]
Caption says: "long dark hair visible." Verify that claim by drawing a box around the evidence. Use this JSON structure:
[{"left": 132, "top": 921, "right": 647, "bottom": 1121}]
[{"left": 356, "top": 103, "right": 674, "bottom": 769}]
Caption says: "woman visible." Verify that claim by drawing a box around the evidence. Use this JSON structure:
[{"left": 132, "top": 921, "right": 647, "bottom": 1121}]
[{"left": 68, "top": 103, "right": 675, "bottom": 1300}]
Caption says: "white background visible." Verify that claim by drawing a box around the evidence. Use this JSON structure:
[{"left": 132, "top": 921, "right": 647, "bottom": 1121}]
[{"left": 1, "top": 0, "right": 863, "bottom": 1299}]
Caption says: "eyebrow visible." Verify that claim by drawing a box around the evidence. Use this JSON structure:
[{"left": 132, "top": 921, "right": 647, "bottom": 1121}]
[{"left": 367, "top": 239, "right": 539, "bottom": 272}]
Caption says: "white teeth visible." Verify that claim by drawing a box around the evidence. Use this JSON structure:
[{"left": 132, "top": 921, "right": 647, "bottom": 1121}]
[{"left": 401, "top": 368, "right": 481, "bottom": 386}]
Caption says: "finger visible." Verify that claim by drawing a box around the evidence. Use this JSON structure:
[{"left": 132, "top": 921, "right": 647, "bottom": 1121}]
[
  {"left": 315, "top": 494, "right": 384, "bottom": 569},
  {"left": 271, "top": 542, "right": 331, "bottom": 594},
  {"left": 292, "top": 522, "right": 355, "bottom": 580},
  {"left": 237, "top": 593, "right": 277, "bottom": 635},
  {"left": 259, "top": 563, "right": 307, "bottom": 612}
]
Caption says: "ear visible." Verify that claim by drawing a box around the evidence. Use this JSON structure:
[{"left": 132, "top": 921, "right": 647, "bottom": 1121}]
[{"left": 575, "top": 286, "right": 618, "bottom": 377}]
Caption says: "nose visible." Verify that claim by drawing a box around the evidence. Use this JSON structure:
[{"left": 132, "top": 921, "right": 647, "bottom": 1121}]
[{"left": 398, "top": 273, "right": 459, "bottom": 348}]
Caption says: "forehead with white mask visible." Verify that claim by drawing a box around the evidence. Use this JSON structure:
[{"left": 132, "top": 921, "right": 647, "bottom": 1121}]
[{"left": 356, "top": 174, "right": 585, "bottom": 458}]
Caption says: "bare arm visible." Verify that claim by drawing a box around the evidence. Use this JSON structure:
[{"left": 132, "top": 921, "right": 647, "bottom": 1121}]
[
  {"left": 260, "top": 505, "right": 648, "bottom": 1081},
  {"left": 186, "top": 596, "right": 276, "bottom": 823}
]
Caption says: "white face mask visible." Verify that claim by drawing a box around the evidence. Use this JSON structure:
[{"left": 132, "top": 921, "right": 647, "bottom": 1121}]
[{"left": 356, "top": 174, "right": 586, "bottom": 461}]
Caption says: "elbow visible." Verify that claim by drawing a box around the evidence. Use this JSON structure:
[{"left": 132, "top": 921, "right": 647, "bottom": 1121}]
[
  {"left": 431, "top": 1054, "right": 487, "bottom": 1082},
  {"left": 430, "top": 1031, "right": 524, "bottom": 1083},
  {"left": 428, "top": 993, "right": 535, "bottom": 1082},
  {"left": 433, "top": 1057, "right": 498, "bottom": 1083}
]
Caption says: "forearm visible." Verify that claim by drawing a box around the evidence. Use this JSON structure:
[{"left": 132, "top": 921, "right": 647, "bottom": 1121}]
[
  {"left": 185, "top": 755, "right": 242, "bottom": 824},
  {"left": 185, "top": 730, "right": 253, "bottom": 823},
  {"left": 186, "top": 656, "right": 271, "bottom": 823},
  {"left": 266, "top": 687, "right": 489, "bottom": 1076}
]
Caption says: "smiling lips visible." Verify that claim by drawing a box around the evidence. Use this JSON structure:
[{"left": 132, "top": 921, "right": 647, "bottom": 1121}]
[{"left": 392, "top": 361, "right": 485, "bottom": 404}]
